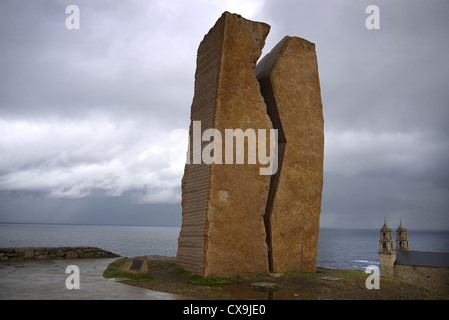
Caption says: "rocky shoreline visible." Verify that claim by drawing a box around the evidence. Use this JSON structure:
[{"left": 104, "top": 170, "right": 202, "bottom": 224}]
[{"left": 0, "top": 246, "right": 120, "bottom": 262}]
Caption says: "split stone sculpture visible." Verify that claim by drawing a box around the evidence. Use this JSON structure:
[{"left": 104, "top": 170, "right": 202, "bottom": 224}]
[{"left": 176, "top": 12, "right": 324, "bottom": 277}]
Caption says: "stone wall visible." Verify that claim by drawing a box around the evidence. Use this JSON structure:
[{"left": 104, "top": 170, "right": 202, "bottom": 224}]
[
  {"left": 394, "top": 264, "right": 449, "bottom": 295},
  {"left": 379, "top": 252, "right": 396, "bottom": 278},
  {"left": 0, "top": 247, "right": 119, "bottom": 262}
]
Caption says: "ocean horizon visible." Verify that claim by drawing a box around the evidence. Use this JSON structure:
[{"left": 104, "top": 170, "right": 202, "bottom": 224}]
[{"left": 1, "top": 223, "right": 448, "bottom": 271}]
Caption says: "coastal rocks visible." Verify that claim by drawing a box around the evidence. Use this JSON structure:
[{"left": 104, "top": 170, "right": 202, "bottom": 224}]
[
  {"left": 24, "top": 248, "right": 35, "bottom": 259},
  {"left": 0, "top": 247, "right": 119, "bottom": 262},
  {"left": 65, "top": 250, "right": 79, "bottom": 259},
  {"left": 254, "top": 36, "right": 324, "bottom": 273},
  {"left": 176, "top": 12, "right": 272, "bottom": 277}
]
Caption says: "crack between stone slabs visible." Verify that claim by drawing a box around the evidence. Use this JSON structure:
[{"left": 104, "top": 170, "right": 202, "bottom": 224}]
[{"left": 256, "top": 76, "right": 286, "bottom": 272}]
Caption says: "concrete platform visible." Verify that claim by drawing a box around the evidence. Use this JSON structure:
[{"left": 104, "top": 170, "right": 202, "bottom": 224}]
[{"left": 0, "top": 257, "right": 187, "bottom": 300}]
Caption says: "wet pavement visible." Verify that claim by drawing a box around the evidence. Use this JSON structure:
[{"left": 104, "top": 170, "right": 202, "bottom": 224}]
[{"left": 0, "top": 257, "right": 187, "bottom": 300}]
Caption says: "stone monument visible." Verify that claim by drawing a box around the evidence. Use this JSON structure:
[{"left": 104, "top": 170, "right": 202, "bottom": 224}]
[
  {"left": 176, "top": 12, "right": 324, "bottom": 277},
  {"left": 254, "top": 36, "right": 324, "bottom": 273}
]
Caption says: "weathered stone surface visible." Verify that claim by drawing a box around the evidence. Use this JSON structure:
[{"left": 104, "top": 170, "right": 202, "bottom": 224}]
[
  {"left": 56, "top": 248, "right": 65, "bottom": 257},
  {"left": 176, "top": 12, "right": 272, "bottom": 277},
  {"left": 254, "top": 36, "right": 324, "bottom": 272},
  {"left": 65, "top": 251, "right": 78, "bottom": 259},
  {"left": 9, "top": 256, "right": 24, "bottom": 261},
  {"left": 394, "top": 264, "right": 449, "bottom": 295},
  {"left": 24, "top": 248, "right": 34, "bottom": 259},
  {"left": 78, "top": 251, "right": 95, "bottom": 258}
]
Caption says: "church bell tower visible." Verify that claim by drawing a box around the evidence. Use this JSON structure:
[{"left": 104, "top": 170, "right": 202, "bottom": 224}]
[
  {"left": 379, "top": 219, "right": 395, "bottom": 253},
  {"left": 396, "top": 219, "right": 410, "bottom": 251},
  {"left": 378, "top": 219, "right": 396, "bottom": 277}
]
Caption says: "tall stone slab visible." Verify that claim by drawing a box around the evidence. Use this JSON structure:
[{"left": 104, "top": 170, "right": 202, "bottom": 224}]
[
  {"left": 254, "top": 36, "right": 324, "bottom": 272},
  {"left": 176, "top": 12, "right": 272, "bottom": 277}
]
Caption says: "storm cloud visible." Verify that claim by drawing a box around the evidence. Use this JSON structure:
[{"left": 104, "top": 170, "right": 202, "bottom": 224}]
[{"left": 0, "top": 0, "right": 448, "bottom": 229}]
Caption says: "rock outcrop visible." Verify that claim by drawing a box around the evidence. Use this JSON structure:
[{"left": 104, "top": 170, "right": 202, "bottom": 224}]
[{"left": 0, "top": 246, "right": 119, "bottom": 261}]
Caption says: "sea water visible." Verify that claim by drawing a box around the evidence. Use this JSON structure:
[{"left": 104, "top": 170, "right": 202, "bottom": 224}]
[
  {"left": 0, "top": 224, "right": 179, "bottom": 258},
  {"left": 0, "top": 223, "right": 448, "bottom": 271}
]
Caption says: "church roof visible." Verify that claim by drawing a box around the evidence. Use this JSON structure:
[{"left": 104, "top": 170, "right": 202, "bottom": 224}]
[
  {"left": 380, "top": 221, "right": 391, "bottom": 232},
  {"left": 395, "top": 251, "right": 449, "bottom": 268},
  {"left": 396, "top": 220, "right": 407, "bottom": 231},
  {"left": 380, "top": 223, "right": 391, "bottom": 231}
]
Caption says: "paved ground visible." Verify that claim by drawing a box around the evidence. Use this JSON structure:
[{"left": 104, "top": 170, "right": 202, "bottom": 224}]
[{"left": 0, "top": 258, "right": 187, "bottom": 300}]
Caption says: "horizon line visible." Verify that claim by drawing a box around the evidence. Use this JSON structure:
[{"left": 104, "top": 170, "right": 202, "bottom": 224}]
[{"left": 0, "top": 221, "right": 448, "bottom": 232}]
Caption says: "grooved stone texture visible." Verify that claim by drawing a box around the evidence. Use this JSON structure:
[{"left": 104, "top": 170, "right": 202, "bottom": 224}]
[
  {"left": 255, "top": 36, "right": 324, "bottom": 272},
  {"left": 176, "top": 12, "right": 272, "bottom": 277}
]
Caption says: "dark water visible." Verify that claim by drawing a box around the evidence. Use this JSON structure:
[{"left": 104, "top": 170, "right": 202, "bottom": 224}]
[
  {"left": 0, "top": 223, "right": 179, "bottom": 258},
  {"left": 1, "top": 223, "right": 448, "bottom": 271}
]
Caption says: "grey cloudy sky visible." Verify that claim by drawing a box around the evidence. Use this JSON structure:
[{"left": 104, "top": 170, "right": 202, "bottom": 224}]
[{"left": 0, "top": 0, "right": 448, "bottom": 230}]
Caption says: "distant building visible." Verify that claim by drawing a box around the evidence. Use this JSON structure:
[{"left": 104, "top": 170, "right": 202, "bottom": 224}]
[{"left": 378, "top": 220, "right": 449, "bottom": 295}]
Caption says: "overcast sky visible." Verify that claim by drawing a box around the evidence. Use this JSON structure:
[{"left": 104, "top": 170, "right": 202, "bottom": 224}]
[{"left": 0, "top": 0, "right": 448, "bottom": 230}]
